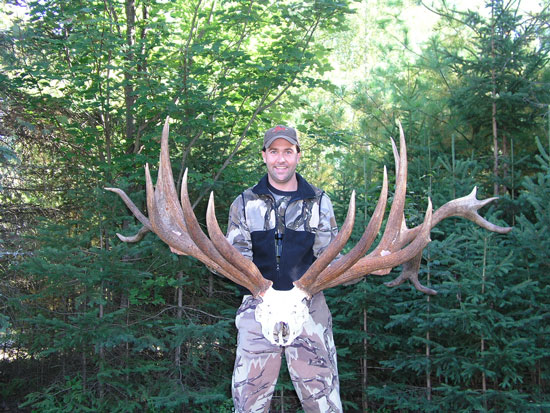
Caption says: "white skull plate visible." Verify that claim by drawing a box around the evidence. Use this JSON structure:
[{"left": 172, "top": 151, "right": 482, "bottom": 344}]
[{"left": 254, "top": 286, "right": 310, "bottom": 346}]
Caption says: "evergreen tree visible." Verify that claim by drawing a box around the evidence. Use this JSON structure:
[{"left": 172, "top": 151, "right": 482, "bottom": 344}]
[
  {"left": 427, "top": 0, "right": 550, "bottom": 196},
  {"left": 0, "top": 0, "right": 354, "bottom": 410}
]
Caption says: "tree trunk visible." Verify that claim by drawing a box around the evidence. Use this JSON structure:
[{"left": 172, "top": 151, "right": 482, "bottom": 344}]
[
  {"left": 362, "top": 306, "right": 369, "bottom": 411},
  {"left": 83, "top": 289, "right": 88, "bottom": 393},
  {"left": 427, "top": 126, "right": 433, "bottom": 401},
  {"left": 481, "top": 237, "right": 488, "bottom": 410},
  {"left": 491, "top": 3, "right": 500, "bottom": 197},
  {"left": 124, "top": 0, "right": 137, "bottom": 153},
  {"left": 175, "top": 271, "right": 183, "bottom": 371},
  {"left": 361, "top": 146, "right": 371, "bottom": 410},
  {"left": 208, "top": 272, "right": 214, "bottom": 297},
  {"left": 99, "top": 279, "right": 105, "bottom": 400}
]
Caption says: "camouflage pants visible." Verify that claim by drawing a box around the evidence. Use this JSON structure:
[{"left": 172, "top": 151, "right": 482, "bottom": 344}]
[{"left": 232, "top": 292, "right": 342, "bottom": 413}]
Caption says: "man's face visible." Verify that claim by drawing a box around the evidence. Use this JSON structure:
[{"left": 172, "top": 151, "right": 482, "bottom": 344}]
[{"left": 262, "top": 138, "right": 301, "bottom": 190}]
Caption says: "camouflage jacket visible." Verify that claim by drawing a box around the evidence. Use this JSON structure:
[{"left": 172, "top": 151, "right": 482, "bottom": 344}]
[{"left": 226, "top": 174, "right": 339, "bottom": 292}]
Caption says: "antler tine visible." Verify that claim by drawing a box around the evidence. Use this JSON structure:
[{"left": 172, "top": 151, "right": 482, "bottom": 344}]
[
  {"left": 321, "top": 198, "right": 434, "bottom": 290},
  {"left": 383, "top": 252, "right": 437, "bottom": 295},
  {"left": 395, "top": 186, "right": 512, "bottom": 248},
  {"left": 379, "top": 186, "right": 512, "bottom": 295},
  {"left": 104, "top": 186, "right": 154, "bottom": 243},
  {"left": 376, "top": 185, "right": 512, "bottom": 293},
  {"left": 144, "top": 119, "right": 208, "bottom": 258},
  {"left": 116, "top": 226, "right": 151, "bottom": 243},
  {"left": 179, "top": 168, "right": 227, "bottom": 259},
  {"left": 369, "top": 122, "right": 408, "bottom": 259},
  {"left": 145, "top": 163, "right": 204, "bottom": 258},
  {"left": 391, "top": 134, "right": 401, "bottom": 176},
  {"left": 295, "top": 167, "right": 389, "bottom": 297},
  {"left": 104, "top": 187, "right": 153, "bottom": 231},
  {"left": 293, "top": 190, "right": 357, "bottom": 297},
  {"left": 432, "top": 187, "right": 512, "bottom": 234},
  {"left": 206, "top": 192, "right": 272, "bottom": 296},
  {"left": 178, "top": 156, "right": 270, "bottom": 296}
]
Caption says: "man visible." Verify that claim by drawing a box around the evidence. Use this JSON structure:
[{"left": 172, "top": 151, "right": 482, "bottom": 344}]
[{"left": 226, "top": 125, "right": 343, "bottom": 412}]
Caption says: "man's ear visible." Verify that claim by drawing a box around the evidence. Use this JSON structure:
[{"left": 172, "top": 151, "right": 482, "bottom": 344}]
[{"left": 261, "top": 150, "right": 267, "bottom": 164}]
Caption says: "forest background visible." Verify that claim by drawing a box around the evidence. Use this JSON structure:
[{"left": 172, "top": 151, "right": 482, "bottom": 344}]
[{"left": 1, "top": 0, "right": 549, "bottom": 411}]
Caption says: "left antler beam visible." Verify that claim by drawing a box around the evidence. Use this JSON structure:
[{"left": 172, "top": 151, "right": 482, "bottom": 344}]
[{"left": 108, "top": 118, "right": 272, "bottom": 297}]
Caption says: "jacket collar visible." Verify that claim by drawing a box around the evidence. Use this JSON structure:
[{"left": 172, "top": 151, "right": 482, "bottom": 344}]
[{"left": 252, "top": 173, "right": 316, "bottom": 201}]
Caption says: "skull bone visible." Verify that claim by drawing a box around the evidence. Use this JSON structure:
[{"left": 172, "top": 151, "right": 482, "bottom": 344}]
[{"left": 254, "top": 286, "right": 310, "bottom": 346}]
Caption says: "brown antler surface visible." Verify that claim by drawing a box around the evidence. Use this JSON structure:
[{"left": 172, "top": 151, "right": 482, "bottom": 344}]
[
  {"left": 294, "top": 168, "right": 389, "bottom": 297},
  {"left": 378, "top": 186, "right": 512, "bottom": 294}
]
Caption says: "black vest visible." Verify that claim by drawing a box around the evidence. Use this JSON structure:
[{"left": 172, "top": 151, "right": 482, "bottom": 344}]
[{"left": 245, "top": 174, "right": 323, "bottom": 291}]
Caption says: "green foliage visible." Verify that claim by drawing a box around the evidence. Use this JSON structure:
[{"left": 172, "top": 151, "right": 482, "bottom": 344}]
[
  {"left": 0, "top": 0, "right": 355, "bottom": 410},
  {"left": 428, "top": 0, "right": 550, "bottom": 193},
  {"left": 2, "top": 0, "right": 550, "bottom": 411},
  {"left": 318, "top": 1, "right": 550, "bottom": 404},
  {"left": 9, "top": 197, "right": 239, "bottom": 411}
]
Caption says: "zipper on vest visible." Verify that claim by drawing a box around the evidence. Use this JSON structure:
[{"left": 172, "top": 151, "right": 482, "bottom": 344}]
[
  {"left": 272, "top": 194, "right": 288, "bottom": 276},
  {"left": 275, "top": 231, "right": 283, "bottom": 273}
]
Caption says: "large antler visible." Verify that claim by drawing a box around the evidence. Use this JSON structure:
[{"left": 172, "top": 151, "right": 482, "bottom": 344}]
[
  {"left": 294, "top": 122, "right": 435, "bottom": 297},
  {"left": 106, "top": 118, "right": 271, "bottom": 297},
  {"left": 296, "top": 123, "right": 512, "bottom": 296},
  {"left": 107, "top": 118, "right": 512, "bottom": 299}
]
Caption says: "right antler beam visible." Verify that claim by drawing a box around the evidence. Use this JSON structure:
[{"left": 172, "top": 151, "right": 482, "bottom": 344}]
[{"left": 295, "top": 121, "right": 511, "bottom": 296}]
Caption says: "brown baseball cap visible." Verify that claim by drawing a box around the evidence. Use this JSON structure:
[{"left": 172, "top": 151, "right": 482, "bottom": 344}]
[{"left": 263, "top": 125, "right": 300, "bottom": 149}]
